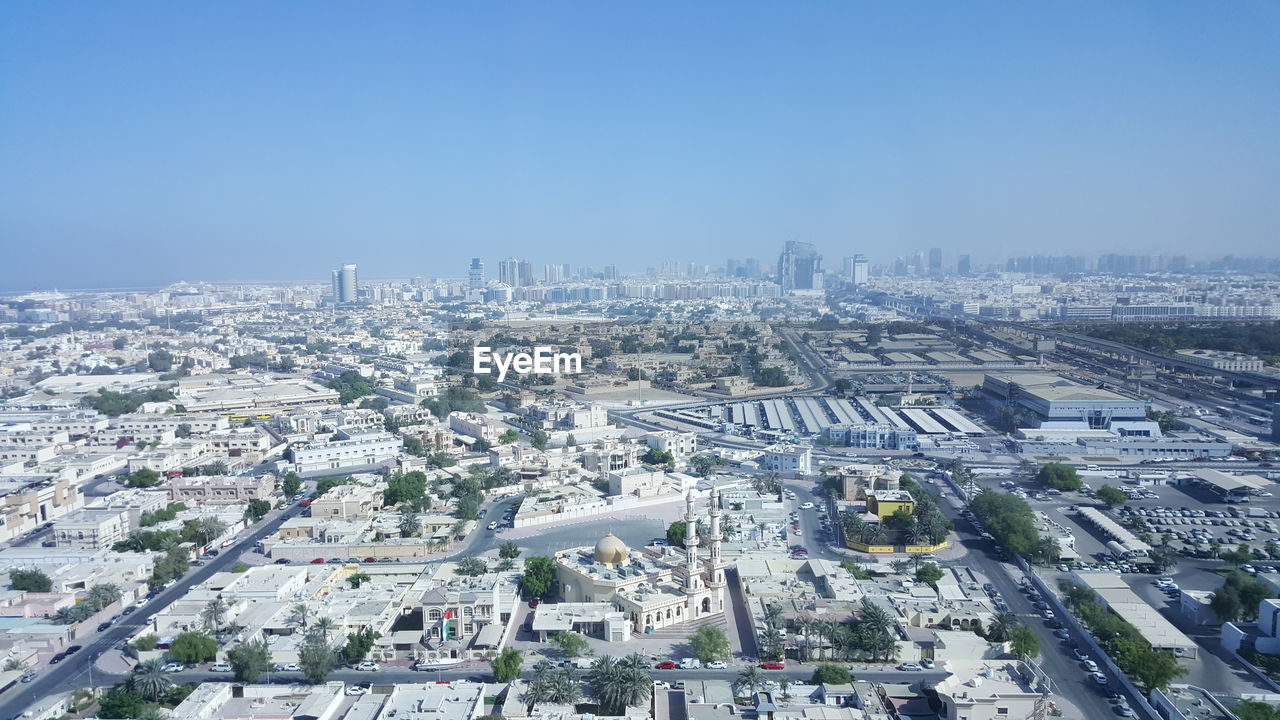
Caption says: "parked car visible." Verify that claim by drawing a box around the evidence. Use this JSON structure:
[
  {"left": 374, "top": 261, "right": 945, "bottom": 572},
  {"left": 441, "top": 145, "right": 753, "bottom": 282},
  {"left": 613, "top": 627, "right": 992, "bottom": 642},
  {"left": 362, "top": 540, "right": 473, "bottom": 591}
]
[
  {"left": 211, "top": 663, "right": 233, "bottom": 672},
  {"left": 356, "top": 662, "right": 380, "bottom": 671},
  {"left": 921, "top": 658, "right": 935, "bottom": 669},
  {"left": 1084, "top": 660, "right": 1098, "bottom": 672},
  {"left": 706, "top": 661, "right": 728, "bottom": 669},
  {"left": 345, "top": 684, "right": 369, "bottom": 696},
  {"left": 897, "top": 663, "right": 923, "bottom": 671},
  {"left": 655, "top": 661, "right": 677, "bottom": 669},
  {"left": 759, "top": 661, "right": 785, "bottom": 670},
  {"left": 1092, "top": 672, "right": 1109, "bottom": 684},
  {"left": 273, "top": 663, "right": 301, "bottom": 672},
  {"left": 20, "top": 671, "right": 37, "bottom": 683},
  {"left": 162, "top": 663, "right": 185, "bottom": 673}
]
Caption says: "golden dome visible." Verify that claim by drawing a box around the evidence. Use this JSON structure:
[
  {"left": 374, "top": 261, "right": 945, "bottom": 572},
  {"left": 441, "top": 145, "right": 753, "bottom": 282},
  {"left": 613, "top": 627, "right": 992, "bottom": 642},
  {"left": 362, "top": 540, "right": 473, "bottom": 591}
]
[{"left": 593, "top": 533, "right": 629, "bottom": 564}]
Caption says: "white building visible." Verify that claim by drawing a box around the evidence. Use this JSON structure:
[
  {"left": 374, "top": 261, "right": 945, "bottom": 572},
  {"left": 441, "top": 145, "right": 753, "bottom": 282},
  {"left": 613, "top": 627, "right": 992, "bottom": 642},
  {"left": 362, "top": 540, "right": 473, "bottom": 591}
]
[{"left": 759, "top": 443, "right": 812, "bottom": 476}]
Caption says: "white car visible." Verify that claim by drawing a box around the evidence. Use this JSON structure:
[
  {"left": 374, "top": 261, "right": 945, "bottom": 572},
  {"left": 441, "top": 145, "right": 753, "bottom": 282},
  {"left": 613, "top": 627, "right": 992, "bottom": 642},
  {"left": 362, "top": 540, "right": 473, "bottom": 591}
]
[
  {"left": 897, "top": 663, "right": 923, "bottom": 671},
  {"left": 706, "top": 661, "right": 728, "bottom": 669},
  {"left": 1092, "top": 672, "right": 1108, "bottom": 685},
  {"left": 210, "top": 663, "right": 233, "bottom": 672},
  {"left": 356, "top": 662, "right": 380, "bottom": 671},
  {"left": 800, "top": 502, "right": 815, "bottom": 510},
  {"left": 345, "top": 685, "right": 369, "bottom": 696},
  {"left": 1083, "top": 660, "right": 1098, "bottom": 672},
  {"left": 273, "top": 663, "right": 301, "bottom": 672},
  {"left": 162, "top": 663, "right": 185, "bottom": 673}
]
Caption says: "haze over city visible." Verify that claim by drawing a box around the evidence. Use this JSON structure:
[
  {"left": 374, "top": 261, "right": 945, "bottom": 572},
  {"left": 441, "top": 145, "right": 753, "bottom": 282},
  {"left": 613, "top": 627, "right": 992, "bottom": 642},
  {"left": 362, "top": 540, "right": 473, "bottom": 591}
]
[{"left": 2, "top": 1, "right": 1279, "bottom": 290}]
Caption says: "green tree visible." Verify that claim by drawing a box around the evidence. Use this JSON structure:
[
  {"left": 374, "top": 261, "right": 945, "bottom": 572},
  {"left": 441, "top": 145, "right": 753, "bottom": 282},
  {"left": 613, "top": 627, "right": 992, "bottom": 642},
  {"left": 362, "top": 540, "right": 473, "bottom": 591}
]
[
  {"left": 384, "top": 471, "right": 428, "bottom": 507},
  {"left": 1009, "top": 625, "right": 1040, "bottom": 658},
  {"left": 492, "top": 647, "right": 523, "bottom": 683},
  {"left": 551, "top": 631, "right": 590, "bottom": 658},
  {"left": 520, "top": 556, "right": 556, "bottom": 599},
  {"left": 641, "top": 448, "right": 675, "bottom": 466},
  {"left": 499, "top": 541, "right": 522, "bottom": 560},
  {"left": 342, "top": 627, "right": 379, "bottom": 664},
  {"left": 97, "top": 687, "right": 147, "bottom": 719},
  {"left": 347, "top": 572, "right": 372, "bottom": 589},
  {"left": 688, "top": 625, "right": 730, "bottom": 663},
  {"left": 531, "top": 431, "right": 549, "bottom": 451},
  {"left": 1036, "top": 463, "right": 1082, "bottom": 491},
  {"left": 666, "top": 520, "right": 690, "bottom": 547},
  {"left": 281, "top": 473, "right": 302, "bottom": 497},
  {"left": 1096, "top": 485, "right": 1127, "bottom": 508},
  {"left": 9, "top": 568, "right": 52, "bottom": 593},
  {"left": 1234, "top": 701, "right": 1280, "bottom": 720},
  {"left": 810, "top": 664, "right": 852, "bottom": 685},
  {"left": 226, "top": 640, "right": 272, "bottom": 683},
  {"left": 168, "top": 631, "right": 218, "bottom": 663},
  {"left": 298, "top": 630, "right": 339, "bottom": 683},
  {"left": 399, "top": 513, "right": 421, "bottom": 538},
  {"left": 245, "top": 498, "right": 272, "bottom": 521},
  {"left": 915, "top": 563, "right": 944, "bottom": 587},
  {"left": 498, "top": 429, "right": 519, "bottom": 444},
  {"left": 455, "top": 556, "right": 488, "bottom": 576},
  {"left": 123, "top": 468, "right": 163, "bottom": 488}
]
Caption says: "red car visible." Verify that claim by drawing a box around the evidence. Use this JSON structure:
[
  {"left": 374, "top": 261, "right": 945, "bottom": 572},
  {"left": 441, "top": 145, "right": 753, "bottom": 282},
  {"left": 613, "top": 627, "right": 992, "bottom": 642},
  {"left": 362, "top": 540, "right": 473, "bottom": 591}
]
[
  {"left": 363, "top": 557, "right": 377, "bottom": 563},
  {"left": 310, "top": 558, "right": 325, "bottom": 564},
  {"left": 655, "top": 661, "right": 677, "bottom": 669},
  {"left": 759, "top": 661, "right": 785, "bottom": 670},
  {"left": 529, "top": 597, "right": 541, "bottom": 608}
]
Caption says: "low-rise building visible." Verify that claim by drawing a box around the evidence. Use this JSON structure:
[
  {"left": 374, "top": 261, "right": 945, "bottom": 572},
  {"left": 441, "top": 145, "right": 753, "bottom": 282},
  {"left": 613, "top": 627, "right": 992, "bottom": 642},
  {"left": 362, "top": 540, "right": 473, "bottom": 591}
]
[
  {"left": 51, "top": 509, "right": 128, "bottom": 549},
  {"left": 167, "top": 474, "right": 276, "bottom": 505}
]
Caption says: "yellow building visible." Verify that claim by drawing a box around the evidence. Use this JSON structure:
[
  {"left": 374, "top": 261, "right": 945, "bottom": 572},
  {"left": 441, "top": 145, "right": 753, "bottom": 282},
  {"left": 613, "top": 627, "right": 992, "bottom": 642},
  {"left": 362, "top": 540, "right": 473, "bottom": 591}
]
[{"left": 866, "top": 490, "right": 914, "bottom": 521}]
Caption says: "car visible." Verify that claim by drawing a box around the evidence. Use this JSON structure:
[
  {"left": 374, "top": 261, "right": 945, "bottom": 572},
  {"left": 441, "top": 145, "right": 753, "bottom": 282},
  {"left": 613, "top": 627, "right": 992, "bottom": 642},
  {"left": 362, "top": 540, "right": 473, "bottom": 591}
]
[
  {"left": 1116, "top": 704, "right": 1134, "bottom": 716},
  {"left": 1104, "top": 688, "right": 1121, "bottom": 700},
  {"left": 654, "top": 680, "right": 672, "bottom": 689},
  {"left": 897, "top": 663, "right": 923, "bottom": 671},
  {"left": 356, "top": 662, "right": 380, "bottom": 671},
  {"left": 211, "top": 663, "right": 233, "bottom": 672},
  {"left": 65, "top": 645, "right": 82, "bottom": 655},
  {"left": 921, "top": 658, "right": 935, "bottom": 669},
  {"left": 192, "top": 560, "right": 206, "bottom": 567},
  {"left": 206, "top": 549, "right": 219, "bottom": 557},
  {"left": 363, "top": 557, "right": 377, "bottom": 563},
  {"left": 162, "top": 663, "right": 185, "bottom": 673},
  {"left": 651, "top": 538, "right": 668, "bottom": 546},
  {"left": 1083, "top": 660, "right": 1099, "bottom": 672},
  {"left": 311, "top": 558, "right": 325, "bottom": 564},
  {"left": 1073, "top": 648, "right": 1089, "bottom": 661},
  {"left": 1053, "top": 629, "right": 1070, "bottom": 640},
  {"left": 759, "top": 661, "right": 785, "bottom": 670},
  {"left": 1092, "top": 672, "right": 1109, "bottom": 684},
  {"left": 345, "top": 685, "right": 369, "bottom": 696},
  {"left": 800, "top": 502, "right": 815, "bottom": 509},
  {"left": 487, "top": 521, "right": 499, "bottom": 530},
  {"left": 378, "top": 557, "right": 394, "bottom": 563},
  {"left": 274, "top": 558, "right": 292, "bottom": 564},
  {"left": 97, "top": 621, "right": 113, "bottom": 632},
  {"left": 19, "top": 671, "right": 36, "bottom": 683},
  {"left": 48, "top": 652, "right": 66, "bottom": 665},
  {"left": 656, "top": 661, "right": 677, "bottom": 669},
  {"left": 706, "top": 661, "right": 728, "bottom": 669},
  {"left": 1041, "top": 610, "right": 1055, "bottom": 619},
  {"left": 327, "top": 558, "right": 343, "bottom": 564},
  {"left": 121, "top": 605, "right": 137, "bottom": 616},
  {"left": 529, "top": 597, "right": 541, "bottom": 608}
]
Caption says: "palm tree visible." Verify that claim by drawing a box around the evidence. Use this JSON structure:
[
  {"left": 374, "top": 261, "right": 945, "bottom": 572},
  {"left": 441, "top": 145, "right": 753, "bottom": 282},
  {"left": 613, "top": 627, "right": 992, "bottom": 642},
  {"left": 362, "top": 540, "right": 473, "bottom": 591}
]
[
  {"left": 587, "top": 654, "right": 651, "bottom": 715},
  {"left": 734, "top": 666, "right": 764, "bottom": 696},
  {"left": 858, "top": 599, "right": 893, "bottom": 634},
  {"left": 86, "top": 583, "right": 122, "bottom": 609},
  {"left": 202, "top": 598, "right": 228, "bottom": 632},
  {"left": 525, "top": 660, "right": 582, "bottom": 707},
  {"left": 288, "top": 603, "right": 309, "bottom": 630},
  {"left": 128, "top": 658, "right": 174, "bottom": 702},
  {"left": 758, "top": 627, "right": 784, "bottom": 661},
  {"left": 763, "top": 604, "right": 785, "bottom": 630},
  {"left": 985, "top": 611, "right": 1019, "bottom": 642},
  {"left": 312, "top": 617, "right": 337, "bottom": 643}
]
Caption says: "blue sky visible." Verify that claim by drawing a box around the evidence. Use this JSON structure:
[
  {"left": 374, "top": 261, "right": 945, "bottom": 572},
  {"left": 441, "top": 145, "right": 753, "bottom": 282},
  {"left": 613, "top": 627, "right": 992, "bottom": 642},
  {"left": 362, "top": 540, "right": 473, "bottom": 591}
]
[{"left": 1, "top": 1, "right": 1278, "bottom": 290}]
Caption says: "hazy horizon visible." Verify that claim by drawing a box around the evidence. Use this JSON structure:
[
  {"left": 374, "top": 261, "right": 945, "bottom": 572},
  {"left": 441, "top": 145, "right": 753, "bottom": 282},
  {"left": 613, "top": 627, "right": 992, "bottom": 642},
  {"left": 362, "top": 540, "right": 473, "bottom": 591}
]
[{"left": 2, "top": 1, "right": 1279, "bottom": 291}]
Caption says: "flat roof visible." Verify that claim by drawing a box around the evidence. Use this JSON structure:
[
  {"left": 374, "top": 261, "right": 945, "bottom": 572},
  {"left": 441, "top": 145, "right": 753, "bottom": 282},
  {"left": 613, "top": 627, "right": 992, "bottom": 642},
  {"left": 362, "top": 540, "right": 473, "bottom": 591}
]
[{"left": 1073, "top": 572, "right": 1196, "bottom": 650}]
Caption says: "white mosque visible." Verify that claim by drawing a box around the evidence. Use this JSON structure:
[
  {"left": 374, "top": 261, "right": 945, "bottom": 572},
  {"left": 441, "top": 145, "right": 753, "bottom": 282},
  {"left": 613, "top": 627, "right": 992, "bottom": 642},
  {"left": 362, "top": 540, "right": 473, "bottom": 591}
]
[{"left": 554, "top": 488, "right": 729, "bottom": 635}]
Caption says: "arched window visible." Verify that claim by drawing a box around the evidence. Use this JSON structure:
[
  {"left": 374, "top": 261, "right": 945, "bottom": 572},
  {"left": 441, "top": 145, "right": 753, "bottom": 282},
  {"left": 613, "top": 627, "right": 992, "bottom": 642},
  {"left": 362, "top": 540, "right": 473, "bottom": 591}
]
[{"left": 428, "top": 609, "right": 442, "bottom": 621}]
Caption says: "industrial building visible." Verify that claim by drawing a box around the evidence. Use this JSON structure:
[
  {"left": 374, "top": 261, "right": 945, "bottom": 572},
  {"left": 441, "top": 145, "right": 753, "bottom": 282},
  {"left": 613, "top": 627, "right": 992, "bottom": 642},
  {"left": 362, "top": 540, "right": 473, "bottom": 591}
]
[{"left": 983, "top": 372, "right": 1146, "bottom": 428}]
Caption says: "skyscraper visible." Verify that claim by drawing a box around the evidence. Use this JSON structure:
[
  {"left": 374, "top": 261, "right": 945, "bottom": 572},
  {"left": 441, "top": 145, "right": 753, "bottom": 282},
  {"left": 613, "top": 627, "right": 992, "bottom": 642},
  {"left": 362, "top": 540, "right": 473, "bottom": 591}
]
[
  {"left": 928, "top": 247, "right": 943, "bottom": 275},
  {"left": 330, "top": 269, "right": 340, "bottom": 299},
  {"left": 851, "top": 254, "right": 869, "bottom": 286},
  {"left": 468, "top": 258, "right": 484, "bottom": 289},
  {"left": 498, "top": 257, "right": 519, "bottom": 286},
  {"left": 957, "top": 255, "right": 971, "bottom": 275},
  {"left": 336, "top": 264, "right": 358, "bottom": 303},
  {"left": 777, "top": 241, "right": 823, "bottom": 291}
]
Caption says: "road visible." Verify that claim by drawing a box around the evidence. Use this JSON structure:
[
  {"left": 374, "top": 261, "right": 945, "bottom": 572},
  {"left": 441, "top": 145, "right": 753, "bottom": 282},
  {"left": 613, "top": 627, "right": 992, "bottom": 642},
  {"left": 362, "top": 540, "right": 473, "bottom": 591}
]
[
  {"left": 0, "top": 501, "right": 309, "bottom": 718},
  {"left": 936, "top": 499, "right": 1139, "bottom": 720}
]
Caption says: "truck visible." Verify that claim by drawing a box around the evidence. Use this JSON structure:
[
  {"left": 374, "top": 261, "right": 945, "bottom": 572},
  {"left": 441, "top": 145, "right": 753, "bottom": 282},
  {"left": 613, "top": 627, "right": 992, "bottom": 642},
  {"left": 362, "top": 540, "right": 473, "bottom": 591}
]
[{"left": 679, "top": 658, "right": 702, "bottom": 669}]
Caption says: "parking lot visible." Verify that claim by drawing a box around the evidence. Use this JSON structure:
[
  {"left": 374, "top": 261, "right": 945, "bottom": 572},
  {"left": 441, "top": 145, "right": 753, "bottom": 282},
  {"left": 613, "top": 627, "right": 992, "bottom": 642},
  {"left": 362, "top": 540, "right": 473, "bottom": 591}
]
[{"left": 961, "top": 469, "right": 1280, "bottom": 699}]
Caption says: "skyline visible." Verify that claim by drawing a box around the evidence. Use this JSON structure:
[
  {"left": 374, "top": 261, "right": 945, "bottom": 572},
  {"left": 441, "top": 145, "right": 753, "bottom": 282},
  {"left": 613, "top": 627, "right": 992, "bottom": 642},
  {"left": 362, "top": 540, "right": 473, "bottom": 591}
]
[{"left": 2, "top": 1, "right": 1280, "bottom": 291}]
